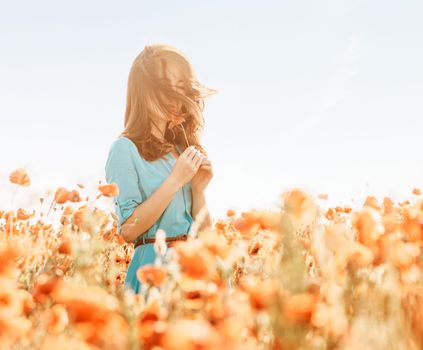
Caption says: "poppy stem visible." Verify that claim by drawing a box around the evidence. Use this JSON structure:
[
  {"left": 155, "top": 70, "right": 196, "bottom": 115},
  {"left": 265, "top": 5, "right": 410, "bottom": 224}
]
[
  {"left": 10, "top": 184, "right": 19, "bottom": 212},
  {"left": 46, "top": 200, "right": 55, "bottom": 220}
]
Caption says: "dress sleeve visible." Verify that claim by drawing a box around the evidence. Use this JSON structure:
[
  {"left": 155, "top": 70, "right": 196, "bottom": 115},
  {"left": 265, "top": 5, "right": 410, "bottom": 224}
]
[{"left": 105, "top": 139, "right": 144, "bottom": 237}]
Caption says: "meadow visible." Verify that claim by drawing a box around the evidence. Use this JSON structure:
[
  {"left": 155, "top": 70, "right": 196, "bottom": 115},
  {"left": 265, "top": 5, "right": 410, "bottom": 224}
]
[{"left": 1, "top": 167, "right": 422, "bottom": 349}]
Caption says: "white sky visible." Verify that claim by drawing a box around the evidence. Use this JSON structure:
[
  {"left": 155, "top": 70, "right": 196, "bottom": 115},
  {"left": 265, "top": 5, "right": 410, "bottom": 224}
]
[{"left": 1, "top": 0, "right": 422, "bottom": 221}]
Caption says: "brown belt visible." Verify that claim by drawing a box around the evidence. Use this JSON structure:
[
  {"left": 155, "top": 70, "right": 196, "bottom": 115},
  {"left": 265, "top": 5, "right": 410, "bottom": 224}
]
[{"left": 133, "top": 233, "right": 188, "bottom": 249}]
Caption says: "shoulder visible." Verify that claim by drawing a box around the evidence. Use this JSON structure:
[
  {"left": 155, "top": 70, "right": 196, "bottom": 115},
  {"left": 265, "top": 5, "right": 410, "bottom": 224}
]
[
  {"left": 107, "top": 136, "right": 142, "bottom": 163},
  {"left": 108, "top": 136, "right": 137, "bottom": 154},
  {"left": 105, "top": 136, "right": 138, "bottom": 173}
]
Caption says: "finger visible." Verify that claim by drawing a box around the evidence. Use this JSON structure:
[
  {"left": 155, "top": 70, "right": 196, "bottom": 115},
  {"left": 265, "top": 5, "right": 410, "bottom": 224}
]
[
  {"left": 191, "top": 154, "right": 203, "bottom": 169},
  {"left": 187, "top": 149, "right": 201, "bottom": 162},
  {"left": 193, "top": 153, "right": 203, "bottom": 168},
  {"left": 183, "top": 146, "right": 197, "bottom": 160},
  {"left": 179, "top": 146, "right": 192, "bottom": 160},
  {"left": 199, "top": 162, "right": 211, "bottom": 170},
  {"left": 183, "top": 146, "right": 196, "bottom": 155},
  {"left": 199, "top": 165, "right": 212, "bottom": 171},
  {"left": 199, "top": 159, "right": 210, "bottom": 166}
]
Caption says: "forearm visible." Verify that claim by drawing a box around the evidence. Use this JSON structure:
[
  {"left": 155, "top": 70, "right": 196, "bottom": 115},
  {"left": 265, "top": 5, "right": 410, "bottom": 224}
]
[
  {"left": 120, "top": 176, "right": 181, "bottom": 243},
  {"left": 191, "top": 190, "right": 212, "bottom": 231}
]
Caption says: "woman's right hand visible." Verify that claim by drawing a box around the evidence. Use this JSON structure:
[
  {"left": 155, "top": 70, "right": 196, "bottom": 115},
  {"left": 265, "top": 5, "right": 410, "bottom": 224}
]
[{"left": 169, "top": 146, "right": 204, "bottom": 188}]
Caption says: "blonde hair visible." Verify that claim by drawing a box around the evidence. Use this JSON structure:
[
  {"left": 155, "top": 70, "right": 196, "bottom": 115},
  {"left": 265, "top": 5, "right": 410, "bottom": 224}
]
[{"left": 120, "top": 44, "right": 217, "bottom": 162}]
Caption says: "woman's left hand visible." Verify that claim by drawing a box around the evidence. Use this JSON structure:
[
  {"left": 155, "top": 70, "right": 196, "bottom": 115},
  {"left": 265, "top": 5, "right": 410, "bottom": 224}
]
[{"left": 191, "top": 157, "right": 214, "bottom": 193}]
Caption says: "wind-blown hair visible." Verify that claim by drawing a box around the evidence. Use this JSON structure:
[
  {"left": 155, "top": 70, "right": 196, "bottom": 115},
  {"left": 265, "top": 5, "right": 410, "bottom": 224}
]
[{"left": 120, "top": 44, "right": 217, "bottom": 162}]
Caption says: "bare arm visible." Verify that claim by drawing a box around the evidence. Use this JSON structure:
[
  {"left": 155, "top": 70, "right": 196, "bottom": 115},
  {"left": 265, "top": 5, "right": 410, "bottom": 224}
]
[
  {"left": 120, "top": 176, "right": 182, "bottom": 243},
  {"left": 191, "top": 189, "right": 213, "bottom": 232}
]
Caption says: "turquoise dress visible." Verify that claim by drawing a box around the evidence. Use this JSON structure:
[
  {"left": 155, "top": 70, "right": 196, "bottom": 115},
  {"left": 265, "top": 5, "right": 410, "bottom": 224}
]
[{"left": 105, "top": 136, "right": 194, "bottom": 293}]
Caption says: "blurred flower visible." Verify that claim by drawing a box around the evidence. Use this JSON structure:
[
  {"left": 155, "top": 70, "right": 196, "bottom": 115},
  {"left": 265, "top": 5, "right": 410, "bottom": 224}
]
[
  {"left": 161, "top": 319, "right": 222, "bottom": 350},
  {"left": 54, "top": 187, "right": 70, "bottom": 204},
  {"left": 45, "top": 304, "right": 69, "bottom": 334},
  {"left": 9, "top": 168, "right": 30, "bottom": 186},
  {"left": 389, "top": 241, "right": 420, "bottom": 270},
  {"left": 175, "top": 240, "right": 217, "bottom": 280},
  {"left": 67, "top": 190, "right": 82, "bottom": 203},
  {"left": 98, "top": 183, "right": 119, "bottom": 197},
  {"left": 239, "top": 275, "right": 278, "bottom": 310},
  {"left": 137, "top": 264, "right": 168, "bottom": 287},
  {"left": 412, "top": 188, "right": 421, "bottom": 196},
  {"left": 283, "top": 292, "right": 317, "bottom": 324},
  {"left": 351, "top": 206, "right": 385, "bottom": 263},
  {"left": 17, "top": 208, "right": 34, "bottom": 220}
]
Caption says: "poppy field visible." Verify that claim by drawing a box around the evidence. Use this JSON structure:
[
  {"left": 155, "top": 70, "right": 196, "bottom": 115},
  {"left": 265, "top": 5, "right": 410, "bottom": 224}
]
[{"left": 1, "top": 168, "right": 423, "bottom": 349}]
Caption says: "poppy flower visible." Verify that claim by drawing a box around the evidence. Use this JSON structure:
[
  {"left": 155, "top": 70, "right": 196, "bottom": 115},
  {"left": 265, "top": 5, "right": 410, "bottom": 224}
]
[
  {"left": 67, "top": 190, "right": 82, "bottom": 203},
  {"left": 226, "top": 209, "right": 236, "bottom": 217},
  {"left": 239, "top": 275, "right": 278, "bottom": 310},
  {"left": 258, "top": 210, "right": 281, "bottom": 231},
  {"left": 0, "top": 242, "right": 21, "bottom": 277},
  {"left": 17, "top": 208, "right": 34, "bottom": 220},
  {"left": 175, "top": 240, "right": 216, "bottom": 279},
  {"left": 232, "top": 212, "right": 261, "bottom": 239},
  {"left": 351, "top": 206, "right": 385, "bottom": 249},
  {"left": 40, "top": 334, "right": 92, "bottom": 350},
  {"left": 311, "top": 301, "right": 348, "bottom": 338},
  {"left": 136, "top": 264, "right": 168, "bottom": 287},
  {"left": 283, "top": 292, "right": 317, "bottom": 324},
  {"left": 63, "top": 206, "right": 74, "bottom": 216},
  {"left": 390, "top": 241, "right": 420, "bottom": 270},
  {"left": 347, "top": 241, "right": 374, "bottom": 268},
  {"left": 161, "top": 319, "right": 222, "bottom": 350},
  {"left": 32, "top": 274, "right": 61, "bottom": 303},
  {"left": 58, "top": 237, "right": 72, "bottom": 255},
  {"left": 51, "top": 282, "right": 121, "bottom": 322},
  {"left": 282, "top": 188, "right": 318, "bottom": 223},
  {"left": 54, "top": 187, "right": 70, "bottom": 204},
  {"left": 98, "top": 183, "right": 119, "bottom": 197},
  {"left": 9, "top": 168, "right": 31, "bottom": 186},
  {"left": 412, "top": 188, "right": 421, "bottom": 195},
  {"left": 45, "top": 304, "right": 69, "bottom": 334}
]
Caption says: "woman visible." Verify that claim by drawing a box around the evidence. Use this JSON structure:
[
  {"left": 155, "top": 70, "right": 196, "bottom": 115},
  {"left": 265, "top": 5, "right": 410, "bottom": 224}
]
[{"left": 105, "top": 44, "right": 216, "bottom": 294}]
